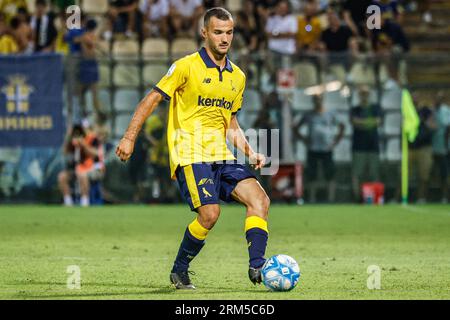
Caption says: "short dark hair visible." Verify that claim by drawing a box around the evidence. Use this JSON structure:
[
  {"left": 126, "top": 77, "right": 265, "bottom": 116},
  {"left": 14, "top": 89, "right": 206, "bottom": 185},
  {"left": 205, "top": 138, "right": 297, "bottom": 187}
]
[
  {"left": 35, "top": 0, "right": 47, "bottom": 7},
  {"left": 204, "top": 7, "right": 233, "bottom": 27},
  {"left": 10, "top": 17, "right": 21, "bottom": 30},
  {"left": 86, "top": 19, "right": 98, "bottom": 31}
]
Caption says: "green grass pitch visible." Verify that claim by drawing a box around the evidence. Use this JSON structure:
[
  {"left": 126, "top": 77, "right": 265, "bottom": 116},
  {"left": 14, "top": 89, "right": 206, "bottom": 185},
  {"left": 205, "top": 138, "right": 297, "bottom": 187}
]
[{"left": 0, "top": 204, "right": 449, "bottom": 300}]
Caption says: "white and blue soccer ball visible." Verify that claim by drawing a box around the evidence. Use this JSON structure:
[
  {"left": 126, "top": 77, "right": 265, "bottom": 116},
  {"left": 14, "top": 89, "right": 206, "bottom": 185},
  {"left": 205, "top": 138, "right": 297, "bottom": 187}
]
[{"left": 261, "top": 254, "right": 300, "bottom": 292}]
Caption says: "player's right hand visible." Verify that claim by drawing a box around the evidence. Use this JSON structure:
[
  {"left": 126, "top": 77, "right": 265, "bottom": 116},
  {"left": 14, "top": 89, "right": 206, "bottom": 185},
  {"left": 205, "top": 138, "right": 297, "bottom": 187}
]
[{"left": 116, "top": 137, "right": 135, "bottom": 162}]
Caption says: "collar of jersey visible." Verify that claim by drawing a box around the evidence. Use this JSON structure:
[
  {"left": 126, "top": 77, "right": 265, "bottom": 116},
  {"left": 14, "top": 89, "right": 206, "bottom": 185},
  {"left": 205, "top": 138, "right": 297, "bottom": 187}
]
[{"left": 199, "top": 47, "right": 233, "bottom": 72}]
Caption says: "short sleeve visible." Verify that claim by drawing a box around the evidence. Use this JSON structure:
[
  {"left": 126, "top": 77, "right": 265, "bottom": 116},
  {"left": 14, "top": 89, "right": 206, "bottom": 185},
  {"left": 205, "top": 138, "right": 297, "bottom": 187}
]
[
  {"left": 265, "top": 17, "right": 274, "bottom": 33},
  {"left": 154, "top": 60, "right": 188, "bottom": 101},
  {"left": 290, "top": 16, "right": 299, "bottom": 33},
  {"left": 231, "top": 78, "right": 246, "bottom": 114}
]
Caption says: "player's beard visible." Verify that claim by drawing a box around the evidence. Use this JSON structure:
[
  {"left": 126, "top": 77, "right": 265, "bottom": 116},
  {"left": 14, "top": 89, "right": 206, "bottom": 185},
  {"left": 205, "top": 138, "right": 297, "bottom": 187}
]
[{"left": 209, "top": 40, "right": 230, "bottom": 59}]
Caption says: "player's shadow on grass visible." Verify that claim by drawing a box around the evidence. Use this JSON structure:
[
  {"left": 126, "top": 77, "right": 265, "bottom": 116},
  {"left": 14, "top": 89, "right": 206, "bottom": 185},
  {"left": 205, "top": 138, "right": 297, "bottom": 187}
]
[{"left": 9, "top": 281, "right": 267, "bottom": 299}]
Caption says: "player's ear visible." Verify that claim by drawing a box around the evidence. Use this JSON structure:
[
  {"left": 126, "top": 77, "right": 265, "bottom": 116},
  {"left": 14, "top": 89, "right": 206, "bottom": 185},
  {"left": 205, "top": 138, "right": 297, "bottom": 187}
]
[{"left": 201, "top": 26, "right": 207, "bottom": 40}]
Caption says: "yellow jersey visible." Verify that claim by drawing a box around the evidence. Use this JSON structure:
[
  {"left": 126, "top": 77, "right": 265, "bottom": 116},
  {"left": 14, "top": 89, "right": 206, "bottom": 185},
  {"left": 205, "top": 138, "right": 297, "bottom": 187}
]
[
  {"left": 145, "top": 114, "right": 168, "bottom": 166},
  {"left": 0, "top": 35, "right": 18, "bottom": 55},
  {"left": 155, "top": 47, "right": 246, "bottom": 178},
  {"left": 297, "top": 15, "right": 322, "bottom": 48}
]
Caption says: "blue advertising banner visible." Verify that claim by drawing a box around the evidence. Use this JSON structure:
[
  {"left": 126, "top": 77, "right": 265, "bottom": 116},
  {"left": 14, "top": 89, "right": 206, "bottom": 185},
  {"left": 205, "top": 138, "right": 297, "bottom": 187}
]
[{"left": 0, "top": 54, "right": 65, "bottom": 147}]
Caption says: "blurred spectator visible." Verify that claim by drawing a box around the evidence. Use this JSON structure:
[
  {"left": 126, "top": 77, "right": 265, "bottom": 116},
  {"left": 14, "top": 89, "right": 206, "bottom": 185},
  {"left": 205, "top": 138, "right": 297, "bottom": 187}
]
[
  {"left": 58, "top": 123, "right": 105, "bottom": 207},
  {"left": 371, "top": 12, "right": 409, "bottom": 54},
  {"left": 296, "top": 0, "right": 322, "bottom": 52},
  {"left": 319, "top": 10, "right": 358, "bottom": 55},
  {"left": 372, "top": 0, "right": 404, "bottom": 24},
  {"left": 78, "top": 19, "right": 102, "bottom": 118},
  {"left": 417, "top": 0, "right": 433, "bottom": 24},
  {"left": 254, "top": 0, "right": 279, "bottom": 23},
  {"left": 342, "top": 0, "right": 373, "bottom": 37},
  {"left": 144, "top": 106, "right": 172, "bottom": 201},
  {"left": 128, "top": 128, "right": 150, "bottom": 203},
  {"left": 30, "top": 0, "right": 58, "bottom": 53},
  {"left": 140, "top": 0, "right": 170, "bottom": 38},
  {"left": 350, "top": 86, "right": 383, "bottom": 202},
  {"left": 0, "top": 0, "right": 28, "bottom": 24},
  {"left": 169, "top": 0, "right": 204, "bottom": 38},
  {"left": 266, "top": 1, "right": 298, "bottom": 56},
  {"left": 431, "top": 92, "right": 450, "bottom": 203},
  {"left": 408, "top": 101, "right": 437, "bottom": 203},
  {"left": 203, "top": 0, "right": 224, "bottom": 9},
  {"left": 104, "top": 0, "right": 142, "bottom": 40},
  {"left": 234, "top": 0, "right": 260, "bottom": 54},
  {"left": 293, "top": 95, "right": 345, "bottom": 203},
  {"left": 63, "top": 12, "right": 85, "bottom": 55},
  {"left": 10, "top": 8, "right": 33, "bottom": 53},
  {"left": 0, "top": 12, "right": 19, "bottom": 54}
]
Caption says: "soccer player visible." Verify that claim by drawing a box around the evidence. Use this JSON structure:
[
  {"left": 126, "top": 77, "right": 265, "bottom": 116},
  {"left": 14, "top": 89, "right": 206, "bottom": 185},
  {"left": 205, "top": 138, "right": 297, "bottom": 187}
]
[{"left": 116, "top": 7, "right": 271, "bottom": 289}]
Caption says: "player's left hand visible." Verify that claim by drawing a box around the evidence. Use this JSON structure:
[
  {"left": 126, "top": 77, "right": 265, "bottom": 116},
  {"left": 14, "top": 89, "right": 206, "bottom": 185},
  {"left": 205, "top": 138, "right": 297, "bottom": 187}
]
[{"left": 249, "top": 153, "right": 266, "bottom": 170}]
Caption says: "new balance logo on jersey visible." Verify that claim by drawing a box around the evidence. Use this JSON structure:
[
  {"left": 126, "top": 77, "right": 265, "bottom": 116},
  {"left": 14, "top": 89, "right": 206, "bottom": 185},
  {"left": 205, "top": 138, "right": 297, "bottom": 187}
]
[{"left": 198, "top": 96, "right": 234, "bottom": 110}]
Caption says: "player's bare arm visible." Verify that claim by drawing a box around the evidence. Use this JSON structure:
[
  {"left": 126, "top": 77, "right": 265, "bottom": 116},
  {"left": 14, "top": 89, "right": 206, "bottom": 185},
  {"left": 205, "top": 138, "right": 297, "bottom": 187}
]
[
  {"left": 115, "top": 90, "right": 163, "bottom": 162},
  {"left": 228, "top": 114, "right": 266, "bottom": 170}
]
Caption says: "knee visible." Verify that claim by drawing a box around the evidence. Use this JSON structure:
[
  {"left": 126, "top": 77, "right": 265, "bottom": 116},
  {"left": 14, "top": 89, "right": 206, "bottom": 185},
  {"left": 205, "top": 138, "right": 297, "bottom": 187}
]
[
  {"left": 58, "top": 171, "right": 68, "bottom": 184},
  {"left": 199, "top": 206, "right": 221, "bottom": 229},
  {"left": 76, "top": 172, "right": 89, "bottom": 185}
]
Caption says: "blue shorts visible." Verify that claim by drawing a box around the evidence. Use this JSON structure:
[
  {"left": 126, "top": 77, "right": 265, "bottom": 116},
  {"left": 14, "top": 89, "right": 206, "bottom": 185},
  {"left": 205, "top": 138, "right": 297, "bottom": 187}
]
[
  {"left": 78, "top": 59, "right": 99, "bottom": 85},
  {"left": 175, "top": 163, "right": 256, "bottom": 211}
]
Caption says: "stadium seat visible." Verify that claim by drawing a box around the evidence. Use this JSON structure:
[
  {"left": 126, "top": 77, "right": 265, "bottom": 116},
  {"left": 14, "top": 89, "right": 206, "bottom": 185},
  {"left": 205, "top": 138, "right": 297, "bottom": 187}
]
[
  {"left": 323, "top": 90, "right": 349, "bottom": 111},
  {"left": 97, "top": 40, "right": 111, "bottom": 56},
  {"left": 227, "top": 0, "right": 243, "bottom": 12},
  {"left": 386, "top": 138, "right": 401, "bottom": 161},
  {"left": 98, "top": 89, "right": 112, "bottom": 109},
  {"left": 171, "top": 38, "right": 199, "bottom": 58},
  {"left": 384, "top": 112, "right": 402, "bottom": 136},
  {"left": 327, "top": 64, "right": 346, "bottom": 83},
  {"left": 81, "top": 0, "right": 109, "bottom": 14},
  {"left": 114, "top": 114, "right": 133, "bottom": 137},
  {"left": 113, "top": 64, "right": 140, "bottom": 87},
  {"left": 98, "top": 63, "right": 111, "bottom": 87},
  {"left": 112, "top": 40, "right": 140, "bottom": 60},
  {"left": 113, "top": 90, "right": 141, "bottom": 113},
  {"left": 143, "top": 64, "right": 169, "bottom": 86},
  {"left": 293, "top": 62, "right": 318, "bottom": 88},
  {"left": 333, "top": 138, "right": 352, "bottom": 162},
  {"left": 291, "top": 89, "right": 313, "bottom": 111},
  {"left": 348, "top": 62, "right": 376, "bottom": 86},
  {"left": 243, "top": 89, "right": 261, "bottom": 111},
  {"left": 80, "top": 89, "right": 111, "bottom": 116},
  {"left": 142, "top": 38, "right": 170, "bottom": 59},
  {"left": 381, "top": 87, "right": 402, "bottom": 110}
]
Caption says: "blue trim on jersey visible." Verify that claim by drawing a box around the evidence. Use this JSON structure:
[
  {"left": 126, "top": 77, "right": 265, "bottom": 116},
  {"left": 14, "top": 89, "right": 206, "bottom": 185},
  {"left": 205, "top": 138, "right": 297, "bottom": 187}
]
[
  {"left": 153, "top": 86, "right": 171, "bottom": 101},
  {"left": 198, "top": 47, "right": 233, "bottom": 72}
]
